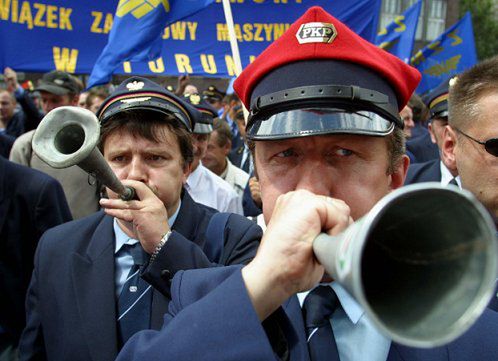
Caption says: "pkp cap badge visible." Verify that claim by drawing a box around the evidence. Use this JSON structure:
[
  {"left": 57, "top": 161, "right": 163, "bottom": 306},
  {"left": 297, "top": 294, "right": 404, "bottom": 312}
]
[{"left": 296, "top": 22, "right": 337, "bottom": 44}]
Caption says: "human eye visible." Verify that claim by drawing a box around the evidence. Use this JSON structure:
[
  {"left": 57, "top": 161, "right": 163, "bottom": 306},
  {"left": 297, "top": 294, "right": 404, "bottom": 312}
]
[
  {"left": 147, "top": 154, "right": 168, "bottom": 163},
  {"left": 276, "top": 148, "right": 297, "bottom": 158},
  {"left": 111, "top": 155, "right": 126, "bottom": 163},
  {"left": 335, "top": 148, "right": 353, "bottom": 157}
]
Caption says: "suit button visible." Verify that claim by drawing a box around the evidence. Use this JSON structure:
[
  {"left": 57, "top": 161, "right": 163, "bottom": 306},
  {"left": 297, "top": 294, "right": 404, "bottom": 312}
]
[{"left": 161, "top": 269, "right": 171, "bottom": 279}]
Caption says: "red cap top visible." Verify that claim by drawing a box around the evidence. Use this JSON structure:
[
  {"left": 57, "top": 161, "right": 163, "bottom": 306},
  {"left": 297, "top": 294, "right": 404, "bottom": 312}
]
[{"left": 234, "top": 6, "right": 421, "bottom": 112}]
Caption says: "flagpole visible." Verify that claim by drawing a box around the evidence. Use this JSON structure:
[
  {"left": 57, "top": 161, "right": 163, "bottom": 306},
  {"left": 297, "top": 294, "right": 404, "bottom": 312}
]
[{"left": 221, "top": 0, "right": 249, "bottom": 122}]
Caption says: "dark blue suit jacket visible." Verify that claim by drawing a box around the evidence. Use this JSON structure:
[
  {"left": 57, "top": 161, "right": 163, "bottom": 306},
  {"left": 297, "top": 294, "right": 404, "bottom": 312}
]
[
  {"left": 19, "top": 192, "right": 261, "bottom": 361},
  {"left": 406, "top": 130, "right": 439, "bottom": 164},
  {"left": 404, "top": 159, "right": 441, "bottom": 185},
  {"left": 118, "top": 266, "right": 498, "bottom": 361},
  {"left": 0, "top": 158, "right": 71, "bottom": 346},
  {"left": 0, "top": 132, "right": 15, "bottom": 158}
]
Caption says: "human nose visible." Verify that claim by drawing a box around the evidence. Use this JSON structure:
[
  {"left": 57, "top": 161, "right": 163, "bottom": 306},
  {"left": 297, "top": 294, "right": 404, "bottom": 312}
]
[
  {"left": 294, "top": 162, "right": 332, "bottom": 196},
  {"left": 127, "top": 157, "right": 148, "bottom": 182}
]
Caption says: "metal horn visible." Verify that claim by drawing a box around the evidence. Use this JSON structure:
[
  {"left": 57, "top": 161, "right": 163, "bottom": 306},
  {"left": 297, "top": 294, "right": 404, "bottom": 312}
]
[
  {"left": 313, "top": 183, "right": 497, "bottom": 348},
  {"left": 32, "top": 106, "right": 135, "bottom": 201}
]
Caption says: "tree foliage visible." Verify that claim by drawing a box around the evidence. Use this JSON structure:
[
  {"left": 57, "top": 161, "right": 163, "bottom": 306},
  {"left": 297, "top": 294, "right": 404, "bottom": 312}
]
[{"left": 460, "top": 0, "right": 498, "bottom": 60}]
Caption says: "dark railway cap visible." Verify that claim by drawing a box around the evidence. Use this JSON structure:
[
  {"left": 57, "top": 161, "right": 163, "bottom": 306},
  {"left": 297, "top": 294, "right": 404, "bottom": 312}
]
[
  {"left": 202, "top": 85, "right": 225, "bottom": 103},
  {"left": 183, "top": 93, "right": 218, "bottom": 134},
  {"left": 233, "top": 6, "right": 421, "bottom": 141},
  {"left": 424, "top": 77, "right": 458, "bottom": 121},
  {"left": 35, "top": 70, "right": 82, "bottom": 96},
  {"left": 96, "top": 76, "right": 200, "bottom": 132}
]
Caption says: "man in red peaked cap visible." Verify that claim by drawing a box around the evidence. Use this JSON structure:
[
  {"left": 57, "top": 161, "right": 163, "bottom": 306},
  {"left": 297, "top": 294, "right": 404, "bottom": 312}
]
[{"left": 117, "top": 7, "right": 498, "bottom": 361}]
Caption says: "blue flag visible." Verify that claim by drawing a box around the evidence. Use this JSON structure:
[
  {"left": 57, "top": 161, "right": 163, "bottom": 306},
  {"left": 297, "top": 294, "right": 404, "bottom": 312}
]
[
  {"left": 88, "top": 0, "right": 214, "bottom": 88},
  {"left": 411, "top": 12, "right": 477, "bottom": 95},
  {"left": 376, "top": 0, "right": 421, "bottom": 63}
]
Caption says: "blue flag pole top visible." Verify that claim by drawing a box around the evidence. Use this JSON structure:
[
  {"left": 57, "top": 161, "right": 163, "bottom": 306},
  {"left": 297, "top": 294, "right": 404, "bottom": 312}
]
[
  {"left": 411, "top": 12, "right": 477, "bottom": 95},
  {"left": 375, "top": 0, "right": 422, "bottom": 63},
  {"left": 0, "top": 0, "right": 381, "bottom": 83}
]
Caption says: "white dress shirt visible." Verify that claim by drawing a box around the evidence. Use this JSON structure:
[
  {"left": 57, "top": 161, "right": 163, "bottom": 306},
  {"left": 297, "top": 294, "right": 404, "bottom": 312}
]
[
  {"left": 220, "top": 158, "right": 250, "bottom": 197},
  {"left": 186, "top": 163, "right": 243, "bottom": 214},
  {"left": 298, "top": 283, "right": 391, "bottom": 361}
]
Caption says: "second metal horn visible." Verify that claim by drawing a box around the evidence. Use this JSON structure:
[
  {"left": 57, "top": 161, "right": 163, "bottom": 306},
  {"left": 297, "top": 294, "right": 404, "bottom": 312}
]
[{"left": 313, "top": 183, "right": 497, "bottom": 348}]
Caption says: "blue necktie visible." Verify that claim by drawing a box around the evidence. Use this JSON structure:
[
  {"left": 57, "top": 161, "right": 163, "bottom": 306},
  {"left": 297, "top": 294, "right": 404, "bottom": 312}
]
[
  {"left": 303, "top": 286, "right": 340, "bottom": 361},
  {"left": 448, "top": 178, "right": 458, "bottom": 186},
  {"left": 117, "top": 243, "right": 152, "bottom": 348}
]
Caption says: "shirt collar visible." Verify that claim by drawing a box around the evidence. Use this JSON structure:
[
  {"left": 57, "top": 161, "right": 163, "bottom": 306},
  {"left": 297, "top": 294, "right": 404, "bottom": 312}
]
[
  {"left": 113, "top": 199, "right": 182, "bottom": 254},
  {"left": 114, "top": 219, "right": 138, "bottom": 254},
  {"left": 297, "top": 282, "right": 364, "bottom": 325},
  {"left": 440, "top": 161, "right": 461, "bottom": 187}
]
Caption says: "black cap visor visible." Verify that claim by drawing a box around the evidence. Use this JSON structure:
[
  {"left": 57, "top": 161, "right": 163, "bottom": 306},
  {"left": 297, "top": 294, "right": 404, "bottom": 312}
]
[
  {"left": 35, "top": 84, "right": 71, "bottom": 96},
  {"left": 247, "top": 108, "right": 395, "bottom": 140}
]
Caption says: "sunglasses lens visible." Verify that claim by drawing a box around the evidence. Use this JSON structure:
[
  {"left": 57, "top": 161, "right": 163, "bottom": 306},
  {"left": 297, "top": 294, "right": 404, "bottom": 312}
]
[{"left": 485, "top": 139, "right": 498, "bottom": 156}]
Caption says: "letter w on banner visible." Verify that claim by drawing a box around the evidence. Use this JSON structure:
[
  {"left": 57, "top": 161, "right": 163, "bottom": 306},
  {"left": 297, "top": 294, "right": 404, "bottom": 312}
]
[
  {"left": 410, "top": 12, "right": 477, "bottom": 95},
  {"left": 88, "top": 0, "right": 214, "bottom": 88},
  {"left": 375, "top": 0, "right": 422, "bottom": 63}
]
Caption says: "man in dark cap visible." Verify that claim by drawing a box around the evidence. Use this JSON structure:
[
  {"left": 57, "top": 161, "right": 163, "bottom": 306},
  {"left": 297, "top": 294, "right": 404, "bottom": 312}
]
[
  {"left": 18, "top": 77, "right": 261, "bottom": 361},
  {"left": 183, "top": 93, "right": 243, "bottom": 214},
  {"left": 404, "top": 78, "right": 460, "bottom": 186},
  {"left": 9, "top": 70, "right": 99, "bottom": 220},
  {"left": 118, "top": 7, "right": 498, "bottom": 361},
  {"left": 202, "top": 85, "right": 225, "bottom": 116}
]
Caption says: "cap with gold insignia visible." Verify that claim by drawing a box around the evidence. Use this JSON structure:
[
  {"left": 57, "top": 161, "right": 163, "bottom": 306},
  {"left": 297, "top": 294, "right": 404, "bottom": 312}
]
[
  {"left": 183, "top": 93, "right": 218, "bottom": 134},
  {"left": 424, "top": 77, "right": 456, "bottom": 121},
  {"left": 96, "top": 76, "right": 200, "bottom": 132},
  {"left": 234, "top": 6, "right": 421, "bottom": 140},
  {"left": 202, "top": 85, "right": 225, "bottom": 103}
]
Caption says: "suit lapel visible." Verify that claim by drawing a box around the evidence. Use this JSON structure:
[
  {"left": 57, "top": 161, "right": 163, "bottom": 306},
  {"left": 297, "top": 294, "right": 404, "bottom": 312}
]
[
  {"left": 429, "top": 159, "right": 442, "bottom": 182},
  {"left": 71, "top": 215, "right": 118, "bottom": 361},
  {"left": 172, "top": 191, "right": 203, "bottom": 246}
]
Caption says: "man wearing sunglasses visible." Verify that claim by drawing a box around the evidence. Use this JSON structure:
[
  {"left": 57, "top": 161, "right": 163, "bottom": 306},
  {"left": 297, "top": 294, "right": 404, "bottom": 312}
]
[
  {"left": 405, "top": 78, "right": 459, "bottom": 186},
  {"left": 443, "top": 56, "right": 498, "bottom": 312}
]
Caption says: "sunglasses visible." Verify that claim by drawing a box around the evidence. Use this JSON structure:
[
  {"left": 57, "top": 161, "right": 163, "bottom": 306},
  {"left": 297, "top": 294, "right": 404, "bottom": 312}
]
[{"left": 454, "top": 127, "right": 498, "bottom": 157}]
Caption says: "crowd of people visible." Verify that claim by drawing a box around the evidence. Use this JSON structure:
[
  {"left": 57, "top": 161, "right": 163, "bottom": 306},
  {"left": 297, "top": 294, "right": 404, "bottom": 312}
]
[{"left": 1, "top": 5, "right": 498, "bottom": 361}]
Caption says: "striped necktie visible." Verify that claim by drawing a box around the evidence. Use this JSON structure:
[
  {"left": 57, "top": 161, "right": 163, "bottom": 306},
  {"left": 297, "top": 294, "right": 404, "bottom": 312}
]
[
  {"left": 117, "top": 242, "right": 152, "bottom": 348},
  {"left": 302, "top": 286, "right": 340, "bottom": 361}
]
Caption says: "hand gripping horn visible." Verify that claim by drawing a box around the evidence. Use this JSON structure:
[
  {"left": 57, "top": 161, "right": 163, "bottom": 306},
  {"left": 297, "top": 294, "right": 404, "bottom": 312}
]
[
  {"left": 32, "top": 106, "right": 136, "bottom": 201},
  {"left": 313, "top": 183, "right": 497, "bottom": 348}
]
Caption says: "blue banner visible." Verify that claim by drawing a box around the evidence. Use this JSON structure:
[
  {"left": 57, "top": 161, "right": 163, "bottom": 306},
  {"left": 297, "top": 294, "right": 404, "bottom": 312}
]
[
  {"left": 410, "top": 12, "right": 477, "bottom": 95},
  {"left": 375, "top": 0, "right": 421, "bottom": 63},
  {"left": 0, "top": 0, "right": 381, "bottom": 79}
]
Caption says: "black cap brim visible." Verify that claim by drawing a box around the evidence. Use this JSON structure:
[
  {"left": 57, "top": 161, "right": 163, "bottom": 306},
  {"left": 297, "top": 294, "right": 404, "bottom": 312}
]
[
  {"left": 247, "top": 108, "right": 395, "bottom": 140},
  {"left": 35, "top": 84, "right": 70, "bottom": 96}
]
